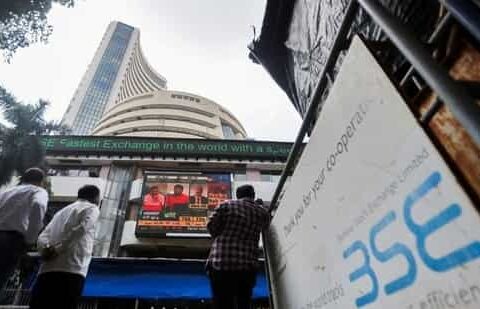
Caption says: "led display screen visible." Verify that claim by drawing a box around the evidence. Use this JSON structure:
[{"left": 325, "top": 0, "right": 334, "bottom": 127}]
[{"left": 135, "top": 173, "right": 231, "bottom": 237}]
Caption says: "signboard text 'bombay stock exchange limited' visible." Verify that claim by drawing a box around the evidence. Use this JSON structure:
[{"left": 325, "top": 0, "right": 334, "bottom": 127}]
[
  {"left": 265, "top": 37, "right": 480, "bottom": 309},
  {"left": 40, "top": 136, "right": 293, "bottom": 160}
]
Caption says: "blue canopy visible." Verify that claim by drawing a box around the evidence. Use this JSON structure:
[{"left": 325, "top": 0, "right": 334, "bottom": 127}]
[{"left": 82, "top": 259, "right": 269, "bottom": 300}]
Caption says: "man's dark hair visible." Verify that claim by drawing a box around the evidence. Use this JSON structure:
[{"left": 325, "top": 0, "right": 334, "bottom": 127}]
[
  {"left": 174, "top": 184, "right": 184, "bottom": 190},
  {"left": 20, "top": 167, "right": 45, "bottom": 185},
  {"left": 78, "top": 185, "right": 100, "bottom": 203},
  {"left": 236, "top": 185, "right": 255, "bottom": 199}
]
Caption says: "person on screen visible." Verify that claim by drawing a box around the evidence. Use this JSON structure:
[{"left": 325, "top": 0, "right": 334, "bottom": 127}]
[
  {"left": 166, "top": 184, "right": 189, "bottom": 210},
  {"left": 142, "top": 186, "right": 165, "bottom": 212},
  {"left": 206, "top": 184, "right": 270, "bottom": 309},
  {"left": 189, "top": 185, "right": 208, "bottom": 207}
]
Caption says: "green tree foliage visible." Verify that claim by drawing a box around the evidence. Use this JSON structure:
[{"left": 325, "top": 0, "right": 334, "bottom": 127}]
[
  {"left": 0, "top": 0, "right": 76, "bottom": 62},
  {"left": 0, "top": 86, "right": 70, "bottom": 185}
]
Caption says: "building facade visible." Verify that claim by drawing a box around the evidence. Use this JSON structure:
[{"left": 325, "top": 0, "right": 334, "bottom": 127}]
[
  {"left": 62, "top": 21, "right": 167, "bottom": 135},
  {"left": 92, "top": 90, "right": 247, "bottom": 139},
  {"left": 0, "top": 135, "right": 290, "bottom": 308},
  {"left": 1, "top": 20, "right": 274, "bottom": 308}
]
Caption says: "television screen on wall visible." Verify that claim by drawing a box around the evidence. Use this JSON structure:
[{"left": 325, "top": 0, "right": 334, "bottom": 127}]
[{"left": 135, "top": 173, "right": 231, "bottom": 237}]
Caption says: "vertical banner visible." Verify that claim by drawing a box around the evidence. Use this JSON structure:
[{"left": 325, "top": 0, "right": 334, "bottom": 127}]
[{"left": 266, "top": 37, "right": 480, "bottom": 308}]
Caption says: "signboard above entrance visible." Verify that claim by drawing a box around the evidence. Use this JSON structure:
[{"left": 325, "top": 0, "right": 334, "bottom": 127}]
[{"left": 40, "top": 136, "right": 293, "bottom": 161}]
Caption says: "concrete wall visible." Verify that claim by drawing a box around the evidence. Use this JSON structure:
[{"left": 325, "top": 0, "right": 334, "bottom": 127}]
[{"left": 50, "top": 176, "right": 107, "bottom": 200}]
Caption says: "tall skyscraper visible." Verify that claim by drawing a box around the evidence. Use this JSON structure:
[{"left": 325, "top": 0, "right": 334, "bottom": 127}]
[{"left": 62, "top": 21, "right": 167, "bottom": 135}]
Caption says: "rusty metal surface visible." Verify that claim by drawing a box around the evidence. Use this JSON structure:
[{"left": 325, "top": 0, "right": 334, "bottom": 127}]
[{"left": 418, "top": 40, "right": 480, "bottom": 201}]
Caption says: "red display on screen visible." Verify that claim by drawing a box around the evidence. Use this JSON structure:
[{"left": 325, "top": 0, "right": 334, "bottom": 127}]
[{"left": 136, "top": 173, "right": 231, "bottom": 237}]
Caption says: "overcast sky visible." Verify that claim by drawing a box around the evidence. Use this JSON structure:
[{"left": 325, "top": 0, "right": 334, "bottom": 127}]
[{"left": 0, "top": 0, "right": 302, "bottom": 141}]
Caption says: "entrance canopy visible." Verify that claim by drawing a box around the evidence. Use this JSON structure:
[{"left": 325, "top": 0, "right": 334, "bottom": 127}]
[{"left": 82, "top": 258, "right": 268, "bottom": 300}]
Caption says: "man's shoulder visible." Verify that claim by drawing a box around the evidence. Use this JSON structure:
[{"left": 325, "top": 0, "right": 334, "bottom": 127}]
[
  {"left": 6, "top": 185, "right": 48, "bottom": 202},
  {"left": 219, "top": 199, "right": 256, "bottom": 211},
  {"left": 0, "top": 185, "right": 21, "bottom": 197},
  {"left": 219, "top": 199, "right": 237, "bottom": 207},
  {"left": 77, "top": 200, "right": 99, "bottom": 211},
  {"left": 6, "top": 184, "right": 43, "bottom": 194},
  {"left": 61, "top": 200, "right": 96, "bottom": 213},
  {"left": 243, "top": 199, "right": 270, "bottom": 215},
  {"left": 34, "top": 187, "right": 49, "bottom": 201},
  {"left": 53, "top": 201, "right": 77, "bottom": 216}
]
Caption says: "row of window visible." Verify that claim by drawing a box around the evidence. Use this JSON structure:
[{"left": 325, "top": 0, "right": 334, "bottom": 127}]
[
  {"left": 94, "top": 101, "right": 218, "bottom": 133},
  {"left": 72, "top": 24, "right": 134, "bottom": 135},
  {"left": 171, "top": 94, "right": 201, "bottom": 103},
  {"left": 221, "top": 123, "right": 237, "bottom": 139}
]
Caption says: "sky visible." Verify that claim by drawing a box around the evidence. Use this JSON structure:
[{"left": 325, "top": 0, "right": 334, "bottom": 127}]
[{"left": 0, "top": 0, "right": 302, "bottom": 141}]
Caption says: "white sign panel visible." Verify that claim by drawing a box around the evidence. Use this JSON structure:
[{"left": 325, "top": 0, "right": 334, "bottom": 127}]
[{"left": 266, "top": 37, "right": 480, "bottom": 309}]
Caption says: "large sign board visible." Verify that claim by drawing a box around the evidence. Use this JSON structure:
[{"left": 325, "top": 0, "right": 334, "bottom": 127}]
[
  {"left": 40, "top": 136, "right": 292, "bottom": 160},
  {"left": 266, "top": 37, "right": 480, "bottom": 308},
  {"left": 135, "top": 173, "right": 231, "bottom": 237}
]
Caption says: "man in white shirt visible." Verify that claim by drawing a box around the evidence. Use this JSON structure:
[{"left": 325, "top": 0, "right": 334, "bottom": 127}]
[
  {"left": 0, "top": 168, "right": 48, "bottom": 291},
  {"left": 29, "top": 185, "right": 101, "bottom": 309}
]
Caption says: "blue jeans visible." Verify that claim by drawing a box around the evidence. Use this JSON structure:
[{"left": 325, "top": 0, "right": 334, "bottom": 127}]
[{"left": 0, "top": 231, "right": 26, "bottom": 291}]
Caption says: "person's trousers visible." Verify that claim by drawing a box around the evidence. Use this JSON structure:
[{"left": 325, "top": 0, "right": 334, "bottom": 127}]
[
  {"left": 29, "top": 272, "right": 86, "bottom": 309},
  {"left": 208, "top": 269, "right": 257, "bottom": 309},
  {"left": 0, "top": 231, "right": 26, "bottom": 291}
]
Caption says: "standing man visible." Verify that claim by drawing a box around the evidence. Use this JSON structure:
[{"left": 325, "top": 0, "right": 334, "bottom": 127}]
[
  {"left": 206, "top": 184, "right": 270, "bottom": 309},
  {"left": 0, "top": 167, "right": 48, "bottom": 291},
  {"left": 29, "top": 185, "right": 101, "bottom": 309}
]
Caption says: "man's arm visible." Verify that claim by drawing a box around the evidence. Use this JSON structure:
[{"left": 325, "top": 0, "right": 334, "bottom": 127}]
[
  {"left": 207, "top": 203, "right": 227, "bottom": 237},
  {"left": 54, "top": 206, "right": 99, "bottom": 254},
  {"left": 255, "top": 199, "right": 272, "bottom": 229},
  {"left": 26, "top": 189, "right": 49, "bottom": 245},
  {"left": 263, "top": 201, "right": 273, "bottom": 228}
]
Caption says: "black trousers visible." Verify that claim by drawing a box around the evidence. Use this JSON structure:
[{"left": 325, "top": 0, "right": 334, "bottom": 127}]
[
  {"left": 29, "top": 272, "right": 85, "bottom": 309},
  {"left": 208, "top": 269, "right": 257, "bottom": 309},
  {"left": 0, "top": 231, "right": 26, "bottom": 291}
]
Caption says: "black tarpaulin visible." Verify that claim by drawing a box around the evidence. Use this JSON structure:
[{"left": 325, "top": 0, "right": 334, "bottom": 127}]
[{"left": 249, "top": 0, "right": 441, "bottom": 117}]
